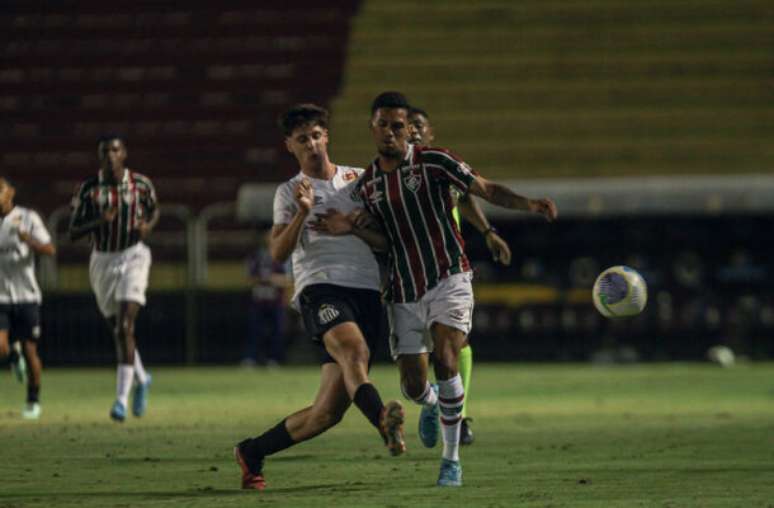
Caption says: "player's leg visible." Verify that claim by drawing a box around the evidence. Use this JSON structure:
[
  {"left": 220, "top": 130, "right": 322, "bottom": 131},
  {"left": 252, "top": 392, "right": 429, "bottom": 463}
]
[
  {"left": 391, "top": 303, "right": 439, "bottom": 447},
  {"left": 432, "top": 323, "right": 467, "bottom": 486},
  {"left": 458, "top": 344, "right": 474, "bottom": 445},
  {"left": 427, "top": 272, "right": 474, "bottom": 487},
  {"left": 322, "top": 321, "right": 405, "bottom": 455},
  {"left": 21, "top": 339, "right": 42, "bottom": 419},
  {"left": 235, "top": 362, "right": 352, "bottom": 489},
  {"left": 0, "top": 308, "right": 25, "bottom": 382}
]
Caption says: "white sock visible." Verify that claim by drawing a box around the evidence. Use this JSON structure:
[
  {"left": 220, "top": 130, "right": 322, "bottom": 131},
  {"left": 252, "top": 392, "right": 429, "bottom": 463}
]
[
  {"left": 133, "top": 350, "right": 148, "bottom": 385},
  {"left": 403, "top": 381, "right": 438, "bottom": 408},
  {"left": 116, "top": 364, "right": 135, "bottom": 408},
  {"left": 438, "top": 374, "right": 465, "bottom": 462}
]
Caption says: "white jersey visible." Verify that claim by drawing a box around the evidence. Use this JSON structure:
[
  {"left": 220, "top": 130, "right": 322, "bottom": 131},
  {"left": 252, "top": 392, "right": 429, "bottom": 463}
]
[
  {"left": 0, "top": 206, "right": 52, "bottom": 304},
  {"left": 273, "top": 165, "right": 380, "bottom": 307}
]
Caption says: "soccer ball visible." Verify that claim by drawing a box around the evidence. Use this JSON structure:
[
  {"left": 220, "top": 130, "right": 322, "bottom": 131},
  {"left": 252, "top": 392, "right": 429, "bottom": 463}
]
[{"left": 592, "top": 266, "right": 648, "bottom": 318}]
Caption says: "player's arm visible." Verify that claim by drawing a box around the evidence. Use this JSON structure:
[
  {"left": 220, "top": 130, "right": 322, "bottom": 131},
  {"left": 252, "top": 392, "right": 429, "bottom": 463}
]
[
  {"left": 468, "top": 175, "right": 558, "bottom": 222},
  {"left": 269, "top": 179, "right": 313, "bottom": 262},
  {"left": 137, "top": 206, "right": 160, "bottom": 240},
  {"left": 18, "top": 233, "right": 55, "bottom": 256},
  {"left": 309, "top": 208, "right": 389, "bottom": 252},
  {"left": 458, "top": 194, "right": 512, "bottom": 266},
  {"left": 68, "top": 186, "right": 116, "bottom": 242}
]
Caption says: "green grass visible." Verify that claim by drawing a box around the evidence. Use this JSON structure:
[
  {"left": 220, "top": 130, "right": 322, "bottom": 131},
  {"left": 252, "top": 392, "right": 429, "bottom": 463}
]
[{"left": 3, "top": 364, "right": 774, "bottom": 507}]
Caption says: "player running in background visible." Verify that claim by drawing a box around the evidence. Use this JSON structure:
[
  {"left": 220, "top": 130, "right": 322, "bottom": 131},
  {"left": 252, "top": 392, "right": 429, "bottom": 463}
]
[
  {"left": 69, "top": 135, "right": 158, "bottom": 422},
  {"left": 0, "top": 177, "right": 55, "bottom": 419},
  {"left": 408, "top": 106, "right": 512, "bottom": 446},
  {"left": 318, "top": 92, "right": 557, "bottom": 486},
  {"left": 234, "top": 104, "right": 405, "bottom": 491}
]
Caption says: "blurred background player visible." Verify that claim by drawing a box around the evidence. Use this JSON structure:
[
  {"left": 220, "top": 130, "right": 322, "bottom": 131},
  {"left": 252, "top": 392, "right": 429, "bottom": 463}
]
[
  {"left": 352, "top": 91, "right": 556, "bottom": 486},
  {"left": 408, "top": 106, "right": 513, "bottom": 446},
  {"left": 0, "top": 176, "right": 55, "bottom": 419},
  {"left": 234, "top": 104, "right": 405, "bottom": 491},
  {"left": 69, "top": 135, "right": 159, "bottom": 422},
  {"left": 243, "top": 230, "right": 290, "bottom": 367}
]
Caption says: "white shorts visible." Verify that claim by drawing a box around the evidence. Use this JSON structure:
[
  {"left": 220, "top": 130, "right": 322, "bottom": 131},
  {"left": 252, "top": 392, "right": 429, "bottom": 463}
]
[
  {"left": 388, "top": 271, "right": 474, "bottom": 360},
  {"left": 89, "top": 242, "right": 152, "bottom": 318}
]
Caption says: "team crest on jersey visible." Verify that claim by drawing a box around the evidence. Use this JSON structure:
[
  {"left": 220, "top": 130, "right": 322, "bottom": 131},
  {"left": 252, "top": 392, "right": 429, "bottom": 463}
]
[
  {"left": 318, "top": 304, "right": 340, "bottom": 325},
  {"left": 403, "top": 170, "right": 423, "bottom": 193},
  {"left": 342, "top": 170, "right": 358, "bottom": 182}
]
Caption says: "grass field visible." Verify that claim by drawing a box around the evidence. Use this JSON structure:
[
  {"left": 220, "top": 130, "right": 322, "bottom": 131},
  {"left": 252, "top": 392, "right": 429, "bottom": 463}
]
[{"left": 2, "top": 364, "right": 774, "bottom": 507}]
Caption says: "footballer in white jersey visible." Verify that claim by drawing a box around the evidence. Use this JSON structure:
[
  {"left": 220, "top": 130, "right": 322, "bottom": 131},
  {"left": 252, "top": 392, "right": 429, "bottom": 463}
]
[
  {"left": 235, "top": 104, "right": 405, "bottom": 491},
  {"left": 0, "top": 177, "right": 56, "bottom": 419}
]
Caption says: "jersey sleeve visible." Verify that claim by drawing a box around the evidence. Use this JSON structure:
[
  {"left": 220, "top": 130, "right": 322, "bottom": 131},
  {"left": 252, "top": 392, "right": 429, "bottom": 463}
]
[
  {"left": 139, "top": 177, "right": 158, "bottom": 215},
  {"left": 422, "top": 148, "right": 477, "bottom": 194},
  {"left": 27, "top": 210, "right": 52, "bottom": 245},
  {"left": 69, "top": 181, "right": 97, "bottom": 228},
  {"left": 272, "top": 182, "right": 297, "bottom": 225}
]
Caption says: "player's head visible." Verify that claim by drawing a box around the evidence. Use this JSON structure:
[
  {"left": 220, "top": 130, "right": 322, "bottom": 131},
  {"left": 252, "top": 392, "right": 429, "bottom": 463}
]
[
  {"left": 370, "top": 91, "right": 411, "bottom": 159},
  {"left": 279, "top": 104, "right": 330, "bottom": 167},
  {"left": 0, "top": 176, "right": 16, "bottom": 211},
  {"left": 408, "top": 106, "right": 434, "bottom": 145},
  {"left": 97, "top": 134, "right": 127, "bottom": 170}
]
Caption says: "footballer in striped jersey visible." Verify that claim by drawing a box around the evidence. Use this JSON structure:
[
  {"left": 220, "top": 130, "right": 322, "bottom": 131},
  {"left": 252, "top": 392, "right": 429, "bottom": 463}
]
[
  {"left": 323, "top": 92, "right": 557, "bottom": 486},
  {"left": 69, "top": 135, "right": 158, "bottom": 422}
]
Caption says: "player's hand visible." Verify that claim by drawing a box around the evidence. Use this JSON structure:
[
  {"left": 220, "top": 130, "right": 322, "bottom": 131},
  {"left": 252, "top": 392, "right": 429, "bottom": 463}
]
[
  {"left": 485, "top": 231, "right": 512, "bottom": 266},
  {"left": 136, "top": 220, "right": 152, "bottom": 240},
  {"left": 295, "top": 179, "right": 314, "bottom": 213},
  {"left": 528, "top": 198, "right": 558, "bottom": 222},
  {"left": 348, "top": 208, "right": 373, "bottom": 229},
  {"left": 102, "top": 207, "right": 118, "bottom": 223},
  {"left": 17, "top": 229, "right": 31, "bottom": 244},
  {"left": 309, "top": 208, "right": 353, "bottom": 236}
]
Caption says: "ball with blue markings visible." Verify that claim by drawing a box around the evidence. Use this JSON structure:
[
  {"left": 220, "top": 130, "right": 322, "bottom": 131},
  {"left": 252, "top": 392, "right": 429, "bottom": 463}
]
[{"left": 592, "top": 266, "right": 648, "bottom": 318}]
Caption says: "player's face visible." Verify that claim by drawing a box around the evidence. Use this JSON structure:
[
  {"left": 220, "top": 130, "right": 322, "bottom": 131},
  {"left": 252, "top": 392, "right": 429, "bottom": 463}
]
[
  {"left": 371, "top": 108, "right": 410, "bottom": 159},
  {"left": 285, "top": 123, "right": 329, "bottom": 166},
  {"left": 408, "top": 113, "right": 434, "bottom": 145},
  {"left": 0, "top": 179, "right": 14, "bottom": 210},
  {"left": 98, "top": 139, "right": 127, "bottom": 170}
]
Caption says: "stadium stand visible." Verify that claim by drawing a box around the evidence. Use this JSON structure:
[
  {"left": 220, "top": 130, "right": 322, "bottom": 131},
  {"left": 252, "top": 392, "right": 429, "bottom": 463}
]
[
  {"left": 0, "top": 0, "right": 362, "bottom": 214},
  {"left": 331, "top": 0, "right": 774, "bottom": 178}
]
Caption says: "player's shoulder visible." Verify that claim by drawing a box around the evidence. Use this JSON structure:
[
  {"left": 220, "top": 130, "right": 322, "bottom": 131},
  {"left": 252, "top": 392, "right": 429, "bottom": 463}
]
[
  {"left": 77, "top": 175, "right": 100, "bottom": 191},
  {"left": 129, "top": 170, "right": 154, "bottom": 187},
  {"left": 416, "top": 145, "right": 464, "bottom": 164}
]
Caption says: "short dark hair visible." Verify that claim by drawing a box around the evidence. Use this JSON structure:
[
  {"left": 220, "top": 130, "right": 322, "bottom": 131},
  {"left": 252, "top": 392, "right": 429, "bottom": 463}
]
[
  {"left": 408, "top": 106, "right": 429, "bottom": 119},
  {"left": 370, "top": 91, "right": 410, "bottom": 115},
  {"left": 97, "top": 133, "right": 126, "bottom": 149},
  {"left": 278, "top": 104, "right": 329, "bottom": 137}
]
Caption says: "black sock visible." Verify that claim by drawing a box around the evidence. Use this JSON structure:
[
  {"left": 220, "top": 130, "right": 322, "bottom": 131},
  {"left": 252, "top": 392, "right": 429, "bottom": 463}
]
[
  {"left": 27, "top": 385, "right": 40, "bottom": 403},
  {"left": 240, "top": 419, "right": 295, "bottom": 474},
  {"left": 353, "top": 383, "right": 384, "bottom": 431}
]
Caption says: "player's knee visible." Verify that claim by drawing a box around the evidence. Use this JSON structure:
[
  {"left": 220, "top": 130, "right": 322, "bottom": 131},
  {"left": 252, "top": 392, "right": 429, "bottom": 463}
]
[
  {"left": 316, "top": 407, "right": 345, "bottom": 429},
  {"left": 345, "top": 343, "right": 370, "bottom": 369},
  {"left": 401, "top": 376, "right": 425, "bottom": 400}
]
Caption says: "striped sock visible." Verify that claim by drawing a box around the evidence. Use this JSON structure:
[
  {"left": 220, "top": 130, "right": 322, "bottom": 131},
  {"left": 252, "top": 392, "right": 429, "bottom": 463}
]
[
  {"left": 403, "top": 381, "right": 438, "bottom": 408},
  {"left": 438, "top": 374, "right": 464, "bottom": 462}
]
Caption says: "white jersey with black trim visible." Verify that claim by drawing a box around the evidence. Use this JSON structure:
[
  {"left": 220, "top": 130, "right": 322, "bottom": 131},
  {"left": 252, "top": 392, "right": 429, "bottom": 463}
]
[
  {"left": 0, "top": 206, "right": 51, "bottom": 304},
  {"left": 272, "top": 165, "right": 380, "bottom": 308}
]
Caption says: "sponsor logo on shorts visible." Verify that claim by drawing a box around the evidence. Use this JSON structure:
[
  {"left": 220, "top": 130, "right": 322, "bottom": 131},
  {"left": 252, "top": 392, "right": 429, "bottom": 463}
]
[
  {"left": 31, "top": 326, "right": 41, "bottom": 339},
  {"left": 318, "top": 304, "right": 340, "bottom": 325}
]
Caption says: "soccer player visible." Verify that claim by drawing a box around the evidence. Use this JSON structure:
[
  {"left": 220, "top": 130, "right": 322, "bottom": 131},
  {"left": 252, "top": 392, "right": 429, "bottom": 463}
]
[
  {"left": 407, "top": 106, "right": 512, "bottom": 446},
  {"left": 321, "top": 92, "right": 557, "bottom": 486},
  {"left": 0, "top": 176, "right": 55, "bottom": 419},
  {"left": 69, "top": 135, "right": 157, "bottom": 422},
  {"left": 233, "top": 104, "right": 405, "bottom": 491}
]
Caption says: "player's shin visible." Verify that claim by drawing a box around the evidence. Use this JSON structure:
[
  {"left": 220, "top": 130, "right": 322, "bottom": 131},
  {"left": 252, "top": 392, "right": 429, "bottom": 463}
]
[{"left": 438, "top": 374, "right": 464, "bottom": 462}]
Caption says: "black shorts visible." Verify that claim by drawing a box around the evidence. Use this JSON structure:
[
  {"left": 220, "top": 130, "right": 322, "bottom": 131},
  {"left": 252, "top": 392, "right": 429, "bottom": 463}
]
[
  {"left": 299, "top": 284, "right": 387, "bottom": 364},
  {"left": 0, "top": 303, "right": 42, "bottom": 342}
]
